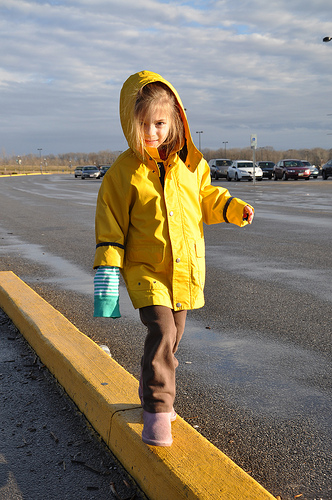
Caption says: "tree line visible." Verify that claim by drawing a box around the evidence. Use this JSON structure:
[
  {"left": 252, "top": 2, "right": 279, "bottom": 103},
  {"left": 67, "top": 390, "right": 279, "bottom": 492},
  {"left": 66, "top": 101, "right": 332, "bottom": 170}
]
[
  {"left": 1, "top": 146, "right": 332, "bottom": 169},
  {"left": 0, "top": 149, "right": 122, "bottom": 169}
]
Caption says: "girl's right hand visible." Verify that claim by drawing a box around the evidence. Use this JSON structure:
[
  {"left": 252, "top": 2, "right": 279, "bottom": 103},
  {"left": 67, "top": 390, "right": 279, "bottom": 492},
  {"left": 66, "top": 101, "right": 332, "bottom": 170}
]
[{"left": 243, "top": 205, "right": 254, "bottom": 224}]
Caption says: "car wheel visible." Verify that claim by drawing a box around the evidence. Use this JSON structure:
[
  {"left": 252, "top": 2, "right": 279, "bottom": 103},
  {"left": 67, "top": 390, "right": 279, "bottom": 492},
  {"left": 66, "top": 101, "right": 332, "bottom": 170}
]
[
  {"left": 226, "top": 173, "right": 231, "bottom": 181},
  {"left": 305, "top": 176, "right": 310, "bottom": 180},
  {"left": 282, "top": 171, "right": 288, "bottom": 181},
  {"left": 235, "top": 173, "right": 240, "bottom": 181},
  {"left": 322, "top": 170, "right": 327, "bottom": 180},
  {"left": 215, "top": 172, "right": 218, "bottom": 180},
  {"left": 274, "top": 173, "right": 278, "bottom": 180}
]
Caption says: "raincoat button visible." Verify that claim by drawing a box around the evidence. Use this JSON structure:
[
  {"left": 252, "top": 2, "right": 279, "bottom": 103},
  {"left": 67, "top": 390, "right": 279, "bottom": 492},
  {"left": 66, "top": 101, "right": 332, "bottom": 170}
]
[
  {"left": 169, "top": 211, "right": 174, "bottom": 216},
  {"left": 176, "top": 303, "right": 181, "bottom": 308},
  {"left": 176, "top": 258, "right": 180, "bottom": 263}
]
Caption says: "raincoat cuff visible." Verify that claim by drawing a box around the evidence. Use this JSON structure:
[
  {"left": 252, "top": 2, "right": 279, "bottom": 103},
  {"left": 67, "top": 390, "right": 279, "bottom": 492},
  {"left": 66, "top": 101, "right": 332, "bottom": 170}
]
[
  {"left": 93, "top": 245, "right": 124, "bottom": 269},
  {"left": 225, "top": 198, "right": 254, "bottom": 227}
]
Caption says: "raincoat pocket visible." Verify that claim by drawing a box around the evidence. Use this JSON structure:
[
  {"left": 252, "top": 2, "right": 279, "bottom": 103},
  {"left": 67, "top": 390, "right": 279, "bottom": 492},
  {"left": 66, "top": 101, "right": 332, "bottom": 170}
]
[
  {"left": 192, "top": 238, "right": 206, "bottom": 291},
  {"left": 195, "top": 238, "right": 205, "bottom": 258},
  {"left": 124, "top": 245, "right": 170, "bottom": 292}
]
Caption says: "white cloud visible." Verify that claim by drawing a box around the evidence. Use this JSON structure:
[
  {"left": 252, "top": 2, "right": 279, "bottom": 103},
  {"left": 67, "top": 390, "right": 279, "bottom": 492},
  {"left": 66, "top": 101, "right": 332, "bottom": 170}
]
[{"left": 1, "top": 0, "right": 332, "bottom": 155}]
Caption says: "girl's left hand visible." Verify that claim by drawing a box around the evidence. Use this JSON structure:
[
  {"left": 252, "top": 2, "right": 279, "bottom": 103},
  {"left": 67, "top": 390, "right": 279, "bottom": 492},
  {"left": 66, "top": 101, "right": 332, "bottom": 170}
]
[{"left": 243, "top": 205, "right": 254, "bottom": 224}]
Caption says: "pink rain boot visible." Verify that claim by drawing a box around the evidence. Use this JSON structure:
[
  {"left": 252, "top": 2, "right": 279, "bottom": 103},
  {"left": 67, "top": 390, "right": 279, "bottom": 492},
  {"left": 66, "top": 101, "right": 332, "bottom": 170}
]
[
  {"left": 142, "top": 411, "right": 173, "bottom": 447},
  {"left": 139, "top": 370, "right": 177, "bottom": 422}
]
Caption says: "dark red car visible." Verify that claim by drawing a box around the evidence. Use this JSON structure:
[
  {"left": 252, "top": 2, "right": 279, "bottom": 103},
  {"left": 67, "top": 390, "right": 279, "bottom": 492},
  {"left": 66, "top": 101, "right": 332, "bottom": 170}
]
[{"left": 274, "top": 159, "right": 311, "bottom": 181}]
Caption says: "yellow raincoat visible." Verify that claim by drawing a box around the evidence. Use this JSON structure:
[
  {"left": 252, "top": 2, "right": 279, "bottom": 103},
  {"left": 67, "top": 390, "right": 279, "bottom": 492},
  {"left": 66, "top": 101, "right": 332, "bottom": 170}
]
[{"left": 94, "top": 70, "right": 253, "bottom": 311}]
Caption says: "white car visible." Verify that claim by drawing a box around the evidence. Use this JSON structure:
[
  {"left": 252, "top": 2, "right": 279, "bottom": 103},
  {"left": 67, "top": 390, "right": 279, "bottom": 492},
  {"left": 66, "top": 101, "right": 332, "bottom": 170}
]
[
  {"left": 74, "top": 166, "right": 83, "bottom": 178},
  {"left": 227, "top": 160, "right": 263, "bottom": 181}
]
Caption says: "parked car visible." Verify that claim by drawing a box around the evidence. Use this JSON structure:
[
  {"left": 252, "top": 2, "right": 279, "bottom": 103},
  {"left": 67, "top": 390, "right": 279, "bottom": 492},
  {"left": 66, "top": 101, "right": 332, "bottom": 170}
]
[
  {"left": 98, "top": 165, "right": 111, "bottom": 177},
  {"left": 74, "top": 166, "right": 83, "bottom": 178},
  {"left": 301, "top": 160, "right": 319, "bottom": 179},
  {"left": 208, "top": 159, "right": 233, "bottom": 180},
  {"left": 274, "top": 159, "right": 310, "bottom": 181},
  {"left": 81, "top": 166, "right": 100, "bottom": 179},
  {"left": 226, "top": 160, "right": 263, "bottom": 181},
  {"left": 256, "top": 161, "right": 275, "bottom": 179},
  {"left": 321, "top": 159, "right": 332, "bottom": 180}
]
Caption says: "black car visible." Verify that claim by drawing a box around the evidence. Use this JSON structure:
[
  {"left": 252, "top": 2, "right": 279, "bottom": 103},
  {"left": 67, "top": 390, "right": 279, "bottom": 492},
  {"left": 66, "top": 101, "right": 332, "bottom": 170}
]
[
  {"left": 98, "top": 165, "right": 111, "bottom": 177},
  {"left": 321, "top": 159, "right": 332, "bottom": 180},
  {"left": 256, "top": 161, "right": 275, "bottom": 179}
]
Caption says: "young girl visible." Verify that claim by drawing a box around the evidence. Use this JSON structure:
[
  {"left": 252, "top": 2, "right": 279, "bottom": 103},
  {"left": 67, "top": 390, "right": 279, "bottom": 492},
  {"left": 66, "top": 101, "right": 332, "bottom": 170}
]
[{"left": 93, "top": 70, "right": 254, "bottom": 447}]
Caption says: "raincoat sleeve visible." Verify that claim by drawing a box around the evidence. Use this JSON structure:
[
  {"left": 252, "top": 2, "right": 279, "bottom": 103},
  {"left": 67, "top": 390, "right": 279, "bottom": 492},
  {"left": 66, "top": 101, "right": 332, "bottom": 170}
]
[
  {"left": 199, "top": 160, "right": 254, "bottom": 227},
  {"left": 93, "top": 168, "right": 130, "bottom": 269}
]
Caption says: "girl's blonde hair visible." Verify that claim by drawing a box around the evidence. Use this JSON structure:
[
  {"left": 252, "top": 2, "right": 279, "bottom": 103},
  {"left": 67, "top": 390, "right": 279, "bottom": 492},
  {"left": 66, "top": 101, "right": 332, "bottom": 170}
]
[{"left": 133, "top": 82, "right": 185, "bottom": 159}]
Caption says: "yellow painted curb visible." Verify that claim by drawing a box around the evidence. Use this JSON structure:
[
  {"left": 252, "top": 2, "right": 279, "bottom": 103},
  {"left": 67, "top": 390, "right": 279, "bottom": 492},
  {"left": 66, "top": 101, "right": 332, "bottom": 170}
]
[
  {"left": 0, "top": 271, "right": 276, "bottom": 500},
  {"left": 0, "top": 172, "right": 54, "bottom": 177}
]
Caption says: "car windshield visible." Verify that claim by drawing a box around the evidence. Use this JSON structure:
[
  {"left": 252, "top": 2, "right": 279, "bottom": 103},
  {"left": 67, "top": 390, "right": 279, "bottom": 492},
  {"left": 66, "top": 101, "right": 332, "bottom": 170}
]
[
  {"left": 216, "top": 160, "right": 232, "bottom": 166},
  {"left": 238, "top": 163, "right": 253, "bottom": 168},
  {"left": 259, "top": 162, "right": 274, "bottom": 167},
  {"left": 85, "top": 167, "right": 97, "bottom": 170},
  {"left": 284, "top": 161, "right": 303, "bottom": 167}
]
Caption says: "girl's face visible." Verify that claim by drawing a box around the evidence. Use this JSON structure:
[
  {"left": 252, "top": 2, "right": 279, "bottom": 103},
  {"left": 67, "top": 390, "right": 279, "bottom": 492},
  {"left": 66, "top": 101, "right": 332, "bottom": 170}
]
[{"left": 143, "top": 109, "right": 171, "bottom": 149}]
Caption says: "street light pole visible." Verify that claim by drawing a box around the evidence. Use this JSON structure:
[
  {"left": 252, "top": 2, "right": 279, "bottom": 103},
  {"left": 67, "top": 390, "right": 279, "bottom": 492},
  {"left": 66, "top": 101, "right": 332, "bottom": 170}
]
[
  {"left": 196, "top": 131, "right": 203, "bottom": 150},
  {"left": 37, "top": 148, "right": 42, "bottom": 173},
  {"left": 222, "top": 141, "right": 228, "bottom": 158}
]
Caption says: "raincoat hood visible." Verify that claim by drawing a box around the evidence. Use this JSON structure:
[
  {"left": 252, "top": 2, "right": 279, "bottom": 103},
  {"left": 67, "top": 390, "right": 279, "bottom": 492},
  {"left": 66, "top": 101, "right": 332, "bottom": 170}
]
[{"left": 119, "top": 70, "right": 202, "bottom": 170}]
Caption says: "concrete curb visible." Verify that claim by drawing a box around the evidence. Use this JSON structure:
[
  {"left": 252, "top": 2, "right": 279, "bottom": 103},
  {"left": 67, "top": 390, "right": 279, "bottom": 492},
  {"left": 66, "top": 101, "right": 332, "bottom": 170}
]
[{"left": 0, "top": 271, "right": 276, "bottom": 500}]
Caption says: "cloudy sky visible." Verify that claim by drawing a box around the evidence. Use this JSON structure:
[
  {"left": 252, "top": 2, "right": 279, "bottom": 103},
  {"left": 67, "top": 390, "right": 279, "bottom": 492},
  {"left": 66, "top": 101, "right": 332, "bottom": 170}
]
[{"left": 1, "top": 0, "right": 332, "bottom": 157}]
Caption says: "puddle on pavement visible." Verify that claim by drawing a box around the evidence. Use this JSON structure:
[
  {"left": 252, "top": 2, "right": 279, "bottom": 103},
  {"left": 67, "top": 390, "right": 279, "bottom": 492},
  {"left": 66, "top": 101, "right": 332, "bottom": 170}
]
[
  {"left": 1, "top": 226, "right": 331, "bottom": 425},
  {"left": 255, "top": 209, "right": 332, "bottom": 227},
  {"left": 180, "top": 318, "right": 331, "bottom": 424},
  {"left": 205, "top": 245, "right": 332, "bottom": 302},
  {"left": 0, "top": 226, "right": 137, "bottom": 319}
]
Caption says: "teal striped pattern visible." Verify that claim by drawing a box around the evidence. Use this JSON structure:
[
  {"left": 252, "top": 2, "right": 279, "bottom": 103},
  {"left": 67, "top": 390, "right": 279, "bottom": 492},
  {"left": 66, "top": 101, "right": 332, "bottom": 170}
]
[{"left": 94, "top": 266, "right": 120, "bottom": 298}]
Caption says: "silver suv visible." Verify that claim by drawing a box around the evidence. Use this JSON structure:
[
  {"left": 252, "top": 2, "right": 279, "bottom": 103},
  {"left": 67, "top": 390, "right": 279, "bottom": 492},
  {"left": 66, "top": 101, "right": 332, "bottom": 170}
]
[{"left": 208, "top": 159, "right": 233, "bottom": 180}]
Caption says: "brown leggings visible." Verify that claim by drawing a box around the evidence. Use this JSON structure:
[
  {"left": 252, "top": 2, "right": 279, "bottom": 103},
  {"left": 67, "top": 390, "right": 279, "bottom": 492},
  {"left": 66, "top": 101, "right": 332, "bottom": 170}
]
[{"left": 139, "top": 305, "right": 187, "bottom": 413}]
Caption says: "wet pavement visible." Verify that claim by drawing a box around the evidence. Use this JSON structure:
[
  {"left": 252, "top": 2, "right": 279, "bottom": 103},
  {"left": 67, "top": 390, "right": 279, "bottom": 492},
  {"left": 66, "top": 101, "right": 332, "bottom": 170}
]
[
  {"left": 0, "top": 308, "right": 145, "bottom": 500},
  {"left": 0, "top": 174, "right": 331, "bottom": 500}
]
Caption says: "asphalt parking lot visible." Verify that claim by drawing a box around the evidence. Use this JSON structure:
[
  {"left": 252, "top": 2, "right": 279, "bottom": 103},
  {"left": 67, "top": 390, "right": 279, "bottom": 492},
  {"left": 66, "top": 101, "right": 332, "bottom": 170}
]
[{"left": 0, "top": 174, "right": 331, "bottom": 500}]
